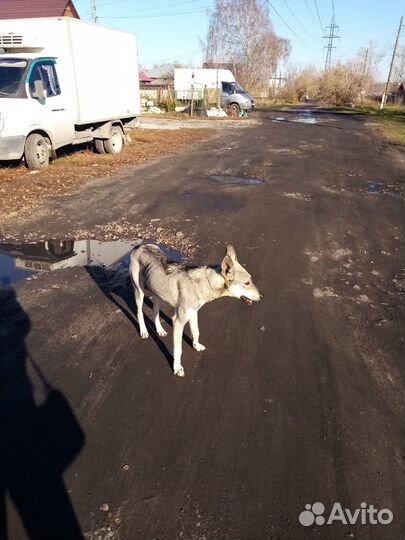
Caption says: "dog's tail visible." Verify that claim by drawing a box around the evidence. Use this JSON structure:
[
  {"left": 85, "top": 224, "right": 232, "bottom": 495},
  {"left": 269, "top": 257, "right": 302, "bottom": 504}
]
[{"left": 129, "top": 239, "right": 143, "bottom": 288}]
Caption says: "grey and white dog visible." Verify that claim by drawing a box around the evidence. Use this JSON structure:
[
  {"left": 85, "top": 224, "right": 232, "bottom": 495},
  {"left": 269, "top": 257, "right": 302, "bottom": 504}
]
[{"left": 130, "top": 243, "right": 263, "bottom": 377}]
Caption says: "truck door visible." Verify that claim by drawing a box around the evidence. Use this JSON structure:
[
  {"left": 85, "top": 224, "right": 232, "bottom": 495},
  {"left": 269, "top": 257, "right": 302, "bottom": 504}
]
[
  {"left": 220, "top": 81, "right": 232, "bottom": 108},
  {"left": 27, "top": 59, "right": 74, "bottom": 147}
]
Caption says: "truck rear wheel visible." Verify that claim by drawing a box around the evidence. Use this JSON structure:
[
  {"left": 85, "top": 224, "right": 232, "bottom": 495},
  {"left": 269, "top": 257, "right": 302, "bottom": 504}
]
[
  {"left": 94, "top": 138, "right": 106, "bottom": 154},
  {"left": 228, "top": 102, "right": 241, "bottom": 117},
  {"left": 24, "top": 133, "right": 50, "bottom": 170},
  {"left": 103, "top": 126, "right": 124, "bottom": 155}
]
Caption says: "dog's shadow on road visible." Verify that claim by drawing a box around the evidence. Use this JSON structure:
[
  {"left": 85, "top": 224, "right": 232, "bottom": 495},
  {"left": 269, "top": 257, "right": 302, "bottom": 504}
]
[{"left": 87, "top": 266, "right": 193, "bottom": 371}]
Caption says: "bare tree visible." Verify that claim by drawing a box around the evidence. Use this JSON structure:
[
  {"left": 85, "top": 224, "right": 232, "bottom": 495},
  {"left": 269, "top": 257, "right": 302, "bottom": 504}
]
[
  {"left": 393, "top": 44, "right": 405, "bottom": 83},
  {"left": 281, "top": 65, "right": 319, "bottom": 101},
  {"left": 205, "top": 0, "right": 290, "bottom": 93}
]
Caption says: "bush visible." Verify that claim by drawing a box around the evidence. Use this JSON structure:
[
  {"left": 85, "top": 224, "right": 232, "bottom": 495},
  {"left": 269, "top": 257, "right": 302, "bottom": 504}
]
[
  {"left": 157, "top": 99, "right": 176, "bottom": 112},
  {"left": 317, "top": 65, "right": 362, "bottom": 106}
]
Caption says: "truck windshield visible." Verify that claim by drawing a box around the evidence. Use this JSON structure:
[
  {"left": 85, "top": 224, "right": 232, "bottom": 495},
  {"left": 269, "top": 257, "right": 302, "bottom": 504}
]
[
  {"left": 0, "top": 59, "right": 27, "bottom": 97},
  {"left": 230, "top": 82, "right": 246, "bottom": 94}
]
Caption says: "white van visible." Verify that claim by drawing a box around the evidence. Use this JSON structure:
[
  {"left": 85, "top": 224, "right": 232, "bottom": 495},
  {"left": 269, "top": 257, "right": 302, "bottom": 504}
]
[{"left": 174, "top": 68, "right": 255, "bottom": 115}]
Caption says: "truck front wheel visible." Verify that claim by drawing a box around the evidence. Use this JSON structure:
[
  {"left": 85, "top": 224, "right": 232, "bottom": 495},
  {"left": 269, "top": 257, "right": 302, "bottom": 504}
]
[
  {"left": 24, "top": 133, "right": 50, "bottom": 170},
  {"left": 103, "top": 126, "right": 124, "bottom": 155},
  {"left": 228, "top": 103, "right": 241, "bottom": 117}
]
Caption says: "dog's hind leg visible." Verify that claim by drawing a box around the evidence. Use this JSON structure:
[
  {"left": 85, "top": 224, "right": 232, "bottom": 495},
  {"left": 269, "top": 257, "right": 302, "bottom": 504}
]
[
  {"left": 131, "top": 261, "right": 149, "bottom": 339},
  {"left": 134, "top": 285, "right": 149, "bottom": 339},
  {"left": 172, "top": 309, "right": 188, "bottom": 377},
  {"left": 130, "top": 254, "right": 149, "bottom": 339},
  {"left": 151, "top": 296, "right": 167, "bottom": 337},
  {"left": 189, "top": 311, "right": 206, "bottom": 352}
]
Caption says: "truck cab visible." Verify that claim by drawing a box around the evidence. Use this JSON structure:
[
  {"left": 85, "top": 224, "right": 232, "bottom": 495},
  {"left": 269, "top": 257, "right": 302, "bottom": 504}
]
[
  {"left": 0, "top": 17, "right": 140, "bottom": 170},
  {"left": 0, "top": 53, "right": 75, "bottom": 167}
]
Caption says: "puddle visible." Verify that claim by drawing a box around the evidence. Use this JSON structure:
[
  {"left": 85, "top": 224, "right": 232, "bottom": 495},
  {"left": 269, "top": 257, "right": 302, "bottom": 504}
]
[
  {"left": 209, "top": 175, "right": 264, "bottom": 185},
  {"left": 0, "top": 239, "right": 182, "bottom": 287},
  {"left": 367, "top": 182, "right": 386, "bottom": 195},
  {"left": 366, "top": 181, "right": 401, "bottom": 197},
  {"left": 344, "top": 181, "right": 402, "bottom": 198},
  {"left": 272, "top": 116, "right": 318, "bottom": 125}
]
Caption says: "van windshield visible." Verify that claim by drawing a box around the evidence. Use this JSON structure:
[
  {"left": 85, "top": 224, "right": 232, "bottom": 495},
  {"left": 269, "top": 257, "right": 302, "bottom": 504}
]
[
  {"left": 0, "top": 59, "right": 27, "bottom": 98},
  {"left": 230, "top": 82, "right": 246, "bottom": 94},
  {"left": 222, "top": 81, "right": 248, "bottom": 95}
]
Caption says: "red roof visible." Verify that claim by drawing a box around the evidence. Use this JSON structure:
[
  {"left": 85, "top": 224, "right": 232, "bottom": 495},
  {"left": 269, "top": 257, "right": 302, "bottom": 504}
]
[
  {"left": 139, "top": 71, "right": 152, "bottom": 83},
  {"left": 0, "top": 0, "right": 79, "bottom": 19}
]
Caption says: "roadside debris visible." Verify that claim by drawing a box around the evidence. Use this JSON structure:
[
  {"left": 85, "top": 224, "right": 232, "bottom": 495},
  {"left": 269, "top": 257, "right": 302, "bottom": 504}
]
[{"left": 206, "top": 107, "right": 227, "bottom": 117}]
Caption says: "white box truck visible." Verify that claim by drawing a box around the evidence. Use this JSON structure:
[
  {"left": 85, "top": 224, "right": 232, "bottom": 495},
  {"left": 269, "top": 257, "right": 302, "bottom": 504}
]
[
  {"left": 174, "top": 68, "right": 255, "bottom": 115},
  {"left": 0, "top": 17, "right": 140, "bottom": 169}
]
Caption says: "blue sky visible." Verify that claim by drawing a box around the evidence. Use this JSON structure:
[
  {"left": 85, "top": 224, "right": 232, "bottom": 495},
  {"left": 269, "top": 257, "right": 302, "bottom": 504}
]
[{"left": 73, "top": 0, "right": 404, "bottom": 79}]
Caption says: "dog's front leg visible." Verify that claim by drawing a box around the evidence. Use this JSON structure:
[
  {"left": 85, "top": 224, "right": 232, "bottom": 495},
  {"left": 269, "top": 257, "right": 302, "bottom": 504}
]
[
  {"left": 172, "top": 311, "right": 186, "bottom": 377},
  {"left": 189, "top": 311, "right": 206, "bottom": 352}
]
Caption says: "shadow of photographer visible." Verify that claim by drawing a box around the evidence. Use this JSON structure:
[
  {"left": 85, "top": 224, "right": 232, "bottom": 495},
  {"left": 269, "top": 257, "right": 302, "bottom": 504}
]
[{"left": 0, "top": 287, "right": 85, "bottom": 540}]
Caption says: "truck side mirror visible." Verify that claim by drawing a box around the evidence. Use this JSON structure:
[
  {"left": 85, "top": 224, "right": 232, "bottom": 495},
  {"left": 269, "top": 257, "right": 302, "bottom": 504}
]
[{"left": 32, "top": 79, "right": 46, "bottom": 100}]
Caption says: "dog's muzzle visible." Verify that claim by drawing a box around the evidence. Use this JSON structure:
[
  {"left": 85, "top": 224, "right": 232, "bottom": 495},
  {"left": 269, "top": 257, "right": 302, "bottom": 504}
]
[{"left": 241, "top": 296, "right": 253, "bottom": 305}]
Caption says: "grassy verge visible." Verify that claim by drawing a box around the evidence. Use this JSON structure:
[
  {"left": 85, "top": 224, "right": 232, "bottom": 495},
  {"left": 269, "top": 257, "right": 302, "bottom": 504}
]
[
  {"left": 340, "top": 103, "right": 405, "bottom": 145},
  {"left": 252, "top": 98, "right": 299, "bottom": 108}
]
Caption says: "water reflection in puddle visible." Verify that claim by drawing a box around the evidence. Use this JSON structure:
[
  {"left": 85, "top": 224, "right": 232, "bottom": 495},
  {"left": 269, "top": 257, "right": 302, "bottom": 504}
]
[
  {"left": 272, "top": 116, "right": 318, "bottom": 125},
  {"left": 0, "top": 239, "right": 182, "bottom": 287},
  {"left": 209, "top": 175, "right": 264, "bottom": 185},
  {"left": 345, "top": 181, "right": 402, "bottom": 198}
]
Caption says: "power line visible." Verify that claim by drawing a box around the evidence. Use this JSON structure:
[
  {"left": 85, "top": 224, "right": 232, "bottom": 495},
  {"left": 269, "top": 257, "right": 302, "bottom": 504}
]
[
  {"left": 304, "top": 0, "right": 319, "bottom": 31},
  {"left": 265, "top": 0, "right": 317, "bottom": 51},
  {"left": 313, "top": 0, "right": 324, "bottom": 32},
  {"left": 281, "top": 0, "right": 318, "bottom": 41},
  {"left": 99, "top": 5, "right": 211, "bottom": 19},
  {"left": 142, "top": 48, "right": 202, "bottom": 65},
  {"left": 98, "top": 0, "right": 199, "bottom": 10}
]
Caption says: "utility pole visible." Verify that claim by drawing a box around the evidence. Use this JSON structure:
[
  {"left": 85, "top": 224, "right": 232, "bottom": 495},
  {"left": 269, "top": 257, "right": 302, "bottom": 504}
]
[
  {"left": 323, "top": 16, "right": 340, "bottom": 71},
  {"left": 91, "top": 0, "right": 98, "bottom": 23},
  {"left": 380, "top": 16, "right": 403, "bottom": 110}
]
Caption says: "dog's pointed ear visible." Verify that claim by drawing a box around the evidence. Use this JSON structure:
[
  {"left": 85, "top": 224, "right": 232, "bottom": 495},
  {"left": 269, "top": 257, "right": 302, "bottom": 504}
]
[
  {"left": 226, "top": 244, "right": 237, "bottom": 262},
  {"left": 221, "top": 255, "right": 234, "bottom": 280}
]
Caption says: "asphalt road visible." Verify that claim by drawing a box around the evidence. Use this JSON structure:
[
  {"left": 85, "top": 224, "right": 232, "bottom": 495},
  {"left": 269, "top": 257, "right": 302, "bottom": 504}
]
[{"left": 1, "top": 107, "right": 404, "bottom": 540}]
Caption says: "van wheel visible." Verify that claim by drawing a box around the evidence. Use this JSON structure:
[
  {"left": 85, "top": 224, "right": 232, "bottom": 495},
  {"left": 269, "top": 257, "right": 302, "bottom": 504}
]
[
  {"left": 24, "top": 133, "right": 50, "bottom": 170},
  {"left": 228, "top": 103, "right": 241, "bottom": 117},
  {"left": 94, "top": 138, "right": 106, "bottom": 154},
  {"left": 103, "top": 126, "right": 124, "bottom": 155}
]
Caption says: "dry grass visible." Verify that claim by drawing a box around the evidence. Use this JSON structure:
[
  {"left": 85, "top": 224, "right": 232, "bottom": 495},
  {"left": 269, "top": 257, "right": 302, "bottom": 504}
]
[
  {"left": 340, "top": 104, "right": 405, "bottom": 145},
  {"left": 0, "top": 128, "right": 213, "bottom": 225}
]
